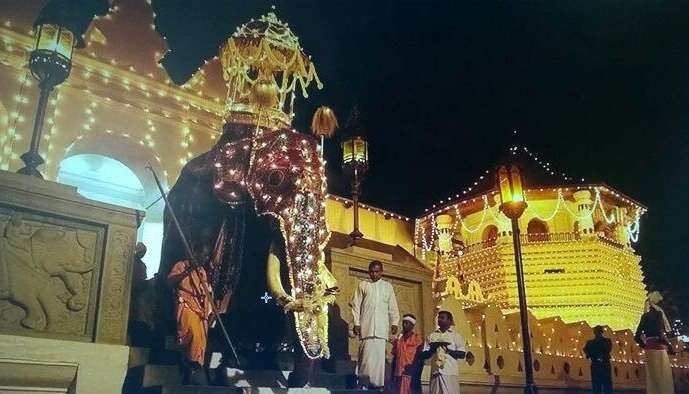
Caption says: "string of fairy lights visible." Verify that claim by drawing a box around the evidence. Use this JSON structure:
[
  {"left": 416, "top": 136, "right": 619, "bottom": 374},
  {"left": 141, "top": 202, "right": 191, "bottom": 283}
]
[
  {"left": 416, "top": 186, "right": 644, "bottom": 257},
  {"left": 0, "top": 71, "right": 31, "bottom": 170},
  {"left": 426, "top": 144, "right": 583, "bottom": 214},
  {"left": 416, "top": 142, "right": 645, "bottom": 256},
  {"left": 0, "top": 6, "right": 225, "bottom": 177}
]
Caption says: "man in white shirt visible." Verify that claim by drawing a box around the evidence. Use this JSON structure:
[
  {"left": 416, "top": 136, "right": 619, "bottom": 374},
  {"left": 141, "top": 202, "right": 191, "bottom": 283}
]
[
  {"left": 351, "top": 260, "right": 400, "bottom": 389},
  {"left": 422, "top": 311, "right": 468, "bottom": 394}
]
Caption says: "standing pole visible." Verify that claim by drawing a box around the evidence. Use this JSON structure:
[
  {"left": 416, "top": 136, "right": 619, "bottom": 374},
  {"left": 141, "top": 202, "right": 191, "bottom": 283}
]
[
  {"left": 17, "top": 82, "right": 53, "bottom": 178},
  {"left": 511, "top": 217, "right": 537, "bottom": 394},
  {"left": 350, "top": 167, "right": 363, "bottom": 241},
  {"left": 146, "top": 164, "right": 240, "bottom": 367}
]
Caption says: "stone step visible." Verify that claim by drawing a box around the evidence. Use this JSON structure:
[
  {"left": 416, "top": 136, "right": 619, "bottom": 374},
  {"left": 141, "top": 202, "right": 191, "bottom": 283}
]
[
  {"left": 235, "top": 389, "right": 369, "bottom": 394},
  {"left": 218, "top": 368, "right": 352, "bottom": 389},
  {"left": 146, "top": 387, "right": 369, "bottom": 394},
  {"left": 129, "top": 347, "right": 152, "bottom": 369},
  {"left": 135, "top": 365, "right": 354, "bottom": 390},
  {"left": 129, "top": 346, "right": 182, "bottom": 369},
  {"left": 131, "top": 364, "right": 183, "bottom": 388},
  {"left": 316, "top": 360, "right": 357, "bottom": 375}
]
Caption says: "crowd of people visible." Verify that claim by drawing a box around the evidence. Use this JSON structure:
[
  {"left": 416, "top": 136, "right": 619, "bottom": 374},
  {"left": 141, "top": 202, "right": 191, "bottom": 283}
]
[{"left": 130, "top": 242, "right": 679, "bottom": 394}]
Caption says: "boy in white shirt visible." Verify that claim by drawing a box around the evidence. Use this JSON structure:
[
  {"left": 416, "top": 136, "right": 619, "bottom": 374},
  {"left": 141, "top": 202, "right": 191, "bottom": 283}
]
[{"left": 422, "top": 311, "right": 468, "bottom": 394}]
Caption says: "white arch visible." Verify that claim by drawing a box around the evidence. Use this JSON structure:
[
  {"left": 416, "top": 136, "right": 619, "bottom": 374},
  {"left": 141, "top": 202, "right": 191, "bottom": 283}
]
[{"left": 58, "top": 133, "right": 170, "bottom": 278}]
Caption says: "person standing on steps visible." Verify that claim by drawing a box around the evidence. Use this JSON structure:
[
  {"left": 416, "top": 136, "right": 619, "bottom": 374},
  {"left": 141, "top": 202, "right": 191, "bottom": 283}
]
[
  {"left": 391, "top": 313, "right": 424, "bottom": 394},
  {"left": 351, "top": 260, "right": 400, "bottom": 390},
  {"left": 635, "top": 291, "right": 676, "bottom": 394},
  {"left": 422, "top": 311, "right": 468, "bottom": 394},
  {"left": 583, "top": 325, "right": 613, "bottom": 394},
  {"left": 167, "top": 243, "right": 214, "bottom": 385}
]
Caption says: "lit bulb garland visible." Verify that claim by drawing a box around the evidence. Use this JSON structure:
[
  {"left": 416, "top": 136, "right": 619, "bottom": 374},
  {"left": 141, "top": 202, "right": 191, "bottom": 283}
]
[
  {"left": 0, "top": 71, "right": 30, "bottom": 169},
  {"left": 416, "top": 187, "right": 645, "bottom": 253}
]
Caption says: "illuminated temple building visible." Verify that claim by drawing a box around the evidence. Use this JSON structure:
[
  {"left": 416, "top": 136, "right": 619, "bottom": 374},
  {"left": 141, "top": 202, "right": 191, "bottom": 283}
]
[
  {"left": 1, "top": 1, "right": 688, "bottom": 392},
  {"left": 415, "top": 172, "right": 648, "bottom": 330}
]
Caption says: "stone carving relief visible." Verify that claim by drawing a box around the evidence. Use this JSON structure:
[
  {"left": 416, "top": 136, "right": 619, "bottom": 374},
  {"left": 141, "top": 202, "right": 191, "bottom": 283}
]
[{"left": 0, "top": 213, "right": 98, "bottom": 335}]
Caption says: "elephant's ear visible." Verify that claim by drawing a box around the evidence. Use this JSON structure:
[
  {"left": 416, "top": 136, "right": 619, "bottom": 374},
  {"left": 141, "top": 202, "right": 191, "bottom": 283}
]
[{"left": 32, "top": 228, "right": 65, "bottom": 242}]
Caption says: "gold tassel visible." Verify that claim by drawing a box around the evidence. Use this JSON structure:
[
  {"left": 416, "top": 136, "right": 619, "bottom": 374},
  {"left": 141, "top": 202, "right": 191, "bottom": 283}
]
[{"left": 311, "top": 106, "right": 338, "bottom": 138}]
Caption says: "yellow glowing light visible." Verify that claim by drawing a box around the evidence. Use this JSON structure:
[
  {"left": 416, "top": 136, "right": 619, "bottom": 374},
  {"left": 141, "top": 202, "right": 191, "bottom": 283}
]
[
  {"left": 498, "top": 166, "right": 511, "bottom": 203},
  {"left": 342, "top": 136, "right": 368, "bottom": 166},
  {"left": 509, "top": 165, "right": 524, "bottom": 202},
  {"left": 35, "top": 24, "right": 74, "bottom": 60}
]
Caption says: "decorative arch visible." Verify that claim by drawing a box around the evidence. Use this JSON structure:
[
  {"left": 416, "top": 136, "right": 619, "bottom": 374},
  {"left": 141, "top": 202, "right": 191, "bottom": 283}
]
[
  {"left": 527, "top": 218, "right": 549, "bottom": 242},
  {"left": 58, "top": 154, "right": 145, "bottom": 209},
  {"left": 62, "top": 132, "right": 169, "bottom": 197},
  {"left": 482, "top": 225, "right": 498, "bottom": 246},
  {"left": 58, "top": 133, "right": 171, "bottom": 277},
  {"left": 527, "top": 218, "right": 548, "bottom": 234}
]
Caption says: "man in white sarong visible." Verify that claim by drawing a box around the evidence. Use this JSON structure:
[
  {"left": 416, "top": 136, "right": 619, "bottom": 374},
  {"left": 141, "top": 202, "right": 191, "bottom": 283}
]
[
  {"left": 352, "top": 260, "right": 400, "bottom": 390},
  {"left": 422, "top": 311, "right": 468, "bottom": 394}
]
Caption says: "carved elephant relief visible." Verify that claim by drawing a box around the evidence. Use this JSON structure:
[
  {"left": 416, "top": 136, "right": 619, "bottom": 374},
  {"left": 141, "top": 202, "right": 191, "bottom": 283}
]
[{"left": 0, "top": 214, "right": 96, "bottom": 332}]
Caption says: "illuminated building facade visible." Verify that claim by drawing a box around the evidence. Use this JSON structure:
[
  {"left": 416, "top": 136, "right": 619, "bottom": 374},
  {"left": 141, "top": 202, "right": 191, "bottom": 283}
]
[
  {"left": 416, "top": 174, "right": 648, "bottom": 330},
  {"left": 0, "top": 0, "right": 229, "bottom": 271}
]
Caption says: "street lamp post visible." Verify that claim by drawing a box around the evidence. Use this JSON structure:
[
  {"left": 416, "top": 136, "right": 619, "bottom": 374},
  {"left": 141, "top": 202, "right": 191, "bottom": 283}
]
[
  {"left": 17, "top": 23, "right": 74, "bottom": 178},
  {"left": 341, "top": 135, "right": 368, "bottom": 242},
  {"left": 497, "top": 165, "right": 538, "bottom": 394}
]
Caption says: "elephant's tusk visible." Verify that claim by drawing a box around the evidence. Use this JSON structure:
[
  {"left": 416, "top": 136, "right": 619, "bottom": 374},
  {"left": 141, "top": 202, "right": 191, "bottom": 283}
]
[{"left": 266, "top": 250, "right": 292, "bottom": 306}]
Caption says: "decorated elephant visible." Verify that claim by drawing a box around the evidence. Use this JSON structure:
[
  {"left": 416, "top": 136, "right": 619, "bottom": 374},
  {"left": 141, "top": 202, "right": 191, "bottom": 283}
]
[{"left": 157, "top": 12, "right": 338, "bottom": 386}]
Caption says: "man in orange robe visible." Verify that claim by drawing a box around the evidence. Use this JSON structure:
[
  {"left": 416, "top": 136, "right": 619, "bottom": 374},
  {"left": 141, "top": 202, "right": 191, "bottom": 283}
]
[
  {"left": 391, "top": 313, "right": 424, "bottom": 394},
  {"left": 167, "top": 249, "right": 214, "bottom": 385}
]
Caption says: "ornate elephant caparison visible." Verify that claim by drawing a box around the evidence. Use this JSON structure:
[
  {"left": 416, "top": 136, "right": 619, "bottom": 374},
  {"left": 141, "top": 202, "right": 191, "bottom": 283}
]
[{"left": 158, "top": 11, "right": 338, "bottom": 365}]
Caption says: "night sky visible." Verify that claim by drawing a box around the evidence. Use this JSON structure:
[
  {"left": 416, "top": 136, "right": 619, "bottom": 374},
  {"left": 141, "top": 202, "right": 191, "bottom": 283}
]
[{"left": 153, "top": 0, "right": 689, "bottom": 320}]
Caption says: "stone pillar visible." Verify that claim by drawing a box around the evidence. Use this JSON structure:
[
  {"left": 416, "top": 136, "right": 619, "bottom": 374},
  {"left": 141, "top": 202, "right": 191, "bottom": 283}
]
[
  {"left": 573, "top": 190, "right": 595, "bottom": 235},
  {"left": 0, "top": 170, "right": 141, "bottom": 393}
]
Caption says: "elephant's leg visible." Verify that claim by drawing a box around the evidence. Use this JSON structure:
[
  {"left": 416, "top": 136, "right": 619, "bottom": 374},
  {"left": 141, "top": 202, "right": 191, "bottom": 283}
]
[
  {"left": 38, "top": 290, "right": 61, "bottom": 329},
  {"left": 12, "top": 284, "right": 46, "bottom": 330},
  {"left": 287, "top": 340, "right": 315, "bottom": 387},
  {"left": 62, "top": 272, "right": 88, "bottom": 311}
]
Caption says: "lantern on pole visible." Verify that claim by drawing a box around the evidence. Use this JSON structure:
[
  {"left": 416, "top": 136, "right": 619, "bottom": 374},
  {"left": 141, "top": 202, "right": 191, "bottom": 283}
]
[
  {"left": 497, "top": 164, "right": 537, "bottom": 394},
  {"left": 341, "top": 108, "right": 369, "bottom": 242},
  {"left": 17, "top": 23, "right": 75, "bottom": 178}
]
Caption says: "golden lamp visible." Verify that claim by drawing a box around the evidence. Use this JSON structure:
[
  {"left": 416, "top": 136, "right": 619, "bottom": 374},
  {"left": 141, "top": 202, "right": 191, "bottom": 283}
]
[
  {"left": 30, "top": 23, "right": 74, "bottom": 85},
  {"left": 497, "top": 164, "right": 527, "bottom": 219},
  {"left": 341, "top": 136, "right": 369, "bottom": 173}
]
